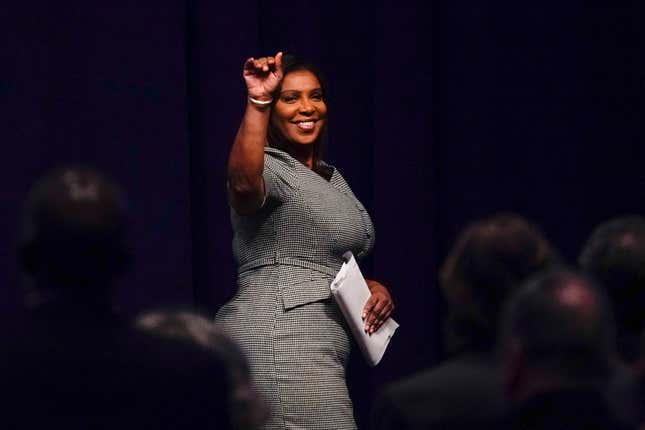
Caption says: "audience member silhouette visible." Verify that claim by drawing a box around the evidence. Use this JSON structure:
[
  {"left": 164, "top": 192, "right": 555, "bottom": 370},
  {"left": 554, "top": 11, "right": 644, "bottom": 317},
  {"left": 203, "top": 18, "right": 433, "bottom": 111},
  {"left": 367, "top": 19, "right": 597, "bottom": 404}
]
[
  {"left": 372, "top": 213, "right": 559, "bottom": 429},
  {"left": 135, "top": 309, "right": 267, "bottom": 429},
  {"left": 500, "top": 268, "right": 631, "bottom": 429},
  {"left": 18, "top": 165, "right": 130, "bottom": 309},
  {"left": 579, "top": 215, "right": 645, "bottom": 365},
  {"left": 637, "top": 334, "right": 645, "bottom": 430},
  {"left": 9, "top": 167, "right": 639, "bottom": 429},
  {"left": 1, "top": 166, "right": 235, "bottom": 429},
  {"left": 579, "top": 215, "right": 645, "bottom": 426},
  {"left": 2, "top": 166, "right": 132, "bottom": 427}
]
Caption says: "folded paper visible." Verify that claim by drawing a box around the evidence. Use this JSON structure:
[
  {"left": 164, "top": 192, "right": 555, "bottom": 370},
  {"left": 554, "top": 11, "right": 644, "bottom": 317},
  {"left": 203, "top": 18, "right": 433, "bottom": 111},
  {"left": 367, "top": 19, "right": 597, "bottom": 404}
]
[{"left": 330, "top": 252, "right": 399, "bottom": 366}]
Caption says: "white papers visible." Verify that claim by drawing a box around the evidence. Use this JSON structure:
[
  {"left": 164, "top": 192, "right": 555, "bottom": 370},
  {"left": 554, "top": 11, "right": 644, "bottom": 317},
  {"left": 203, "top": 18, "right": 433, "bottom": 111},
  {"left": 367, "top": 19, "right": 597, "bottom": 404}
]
[{"left": 330, "top": 252, "right": 399, "bottom": 366}]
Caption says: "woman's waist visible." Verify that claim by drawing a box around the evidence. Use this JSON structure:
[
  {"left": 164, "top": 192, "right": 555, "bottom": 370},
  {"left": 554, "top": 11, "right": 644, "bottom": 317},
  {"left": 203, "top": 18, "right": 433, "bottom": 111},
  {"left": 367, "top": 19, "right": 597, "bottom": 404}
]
[
  {"left": 237, "top": 255, "right": 342, "bottom": 277},
  {"left": 235, "top": 260, "right": 340, "bottom": 311}
]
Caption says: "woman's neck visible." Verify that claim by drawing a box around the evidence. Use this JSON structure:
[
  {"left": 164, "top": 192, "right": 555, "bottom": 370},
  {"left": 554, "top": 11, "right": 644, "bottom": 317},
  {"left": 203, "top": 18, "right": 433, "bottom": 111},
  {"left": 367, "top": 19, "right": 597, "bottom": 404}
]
[{"left": 283, "top": 143, "right": 314, "bottom": 169}]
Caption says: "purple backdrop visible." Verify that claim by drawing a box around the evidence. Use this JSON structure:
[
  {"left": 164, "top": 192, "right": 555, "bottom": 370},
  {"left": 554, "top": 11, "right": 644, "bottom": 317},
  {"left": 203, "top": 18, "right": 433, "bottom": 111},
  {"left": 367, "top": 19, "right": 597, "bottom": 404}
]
[{"left": 2, "top": 2, "right": 644, "bottom": 428}]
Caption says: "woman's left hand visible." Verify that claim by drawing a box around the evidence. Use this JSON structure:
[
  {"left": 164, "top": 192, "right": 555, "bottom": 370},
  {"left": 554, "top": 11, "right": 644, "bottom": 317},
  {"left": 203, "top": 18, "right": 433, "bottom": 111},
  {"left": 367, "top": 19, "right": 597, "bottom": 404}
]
[{"left": 362, "top": 279, "right": 395, "bottom": 335}]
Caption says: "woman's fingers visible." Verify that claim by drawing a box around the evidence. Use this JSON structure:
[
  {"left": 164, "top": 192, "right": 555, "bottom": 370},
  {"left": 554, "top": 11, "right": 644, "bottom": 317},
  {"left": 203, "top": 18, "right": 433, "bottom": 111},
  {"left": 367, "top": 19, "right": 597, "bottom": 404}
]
[
  {"left": 250, "top": 56, "right": 278, "bottom": 73},
  {"left": 375, "top": 303, "right": 394, "bottom": 327},
  {"left": 275, "top": 52, "right": 283, "bottom": 75},
  {"left": 368, "top": 302, "right": 387, "bottom": 334},
  {"left": 243, "top": 52, "right": 284, "bottom": 97},
  {"left": 243, "top": 57, "right": 255, "bottom": 72},
  {"left": 244, "top": 57, "right": 265, "bottom": 74},
  {"left": 244, "top": 52, "right": 283, "bottom": 76},
  {"left": 362, "top": 279, "right": 395, "bottom": 334},
  {"left": 369, "top": 305, "right": 393, "bottom": 334},
  {"left": 363, "top": 294, "right": 393, "bottom": 334},
  {"left": 362, "top": 296, "right": 377, "bottom": 327},
  {"left": 367, "top": 299, "right": 386, "bottom": 326},
  {"left": 254, "top": 58, "right": 266, "bottom": 71}
]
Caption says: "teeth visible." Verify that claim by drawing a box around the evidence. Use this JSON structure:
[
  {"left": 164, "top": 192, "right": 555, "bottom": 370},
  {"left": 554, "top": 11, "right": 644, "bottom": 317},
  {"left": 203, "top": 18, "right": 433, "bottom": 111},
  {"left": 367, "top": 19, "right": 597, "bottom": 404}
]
[{"left": 296, "top": 121, "right": 315, "bottom": 130}]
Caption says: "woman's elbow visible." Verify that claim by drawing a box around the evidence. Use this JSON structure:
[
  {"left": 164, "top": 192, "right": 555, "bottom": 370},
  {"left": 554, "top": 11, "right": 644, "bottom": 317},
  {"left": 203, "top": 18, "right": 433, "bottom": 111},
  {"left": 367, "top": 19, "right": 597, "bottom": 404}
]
[{"left": 227, "top": 177, "right": 264, "bottom": 214}]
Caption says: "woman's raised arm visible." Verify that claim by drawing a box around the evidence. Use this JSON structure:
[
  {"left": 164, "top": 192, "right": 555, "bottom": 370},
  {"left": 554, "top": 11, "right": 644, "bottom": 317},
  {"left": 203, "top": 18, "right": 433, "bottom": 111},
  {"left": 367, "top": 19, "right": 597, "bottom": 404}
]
[{"left": 227, "top": 52, "right": 283, "bottom": 214}]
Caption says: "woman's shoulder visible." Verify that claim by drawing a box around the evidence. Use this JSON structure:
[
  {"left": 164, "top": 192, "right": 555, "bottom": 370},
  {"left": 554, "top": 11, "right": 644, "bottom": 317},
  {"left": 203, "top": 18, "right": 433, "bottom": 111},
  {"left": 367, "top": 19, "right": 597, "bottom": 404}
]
[
  {"left": 264, "top": 147, "right": 295, "bottom": 170},
  {"left": 264, "top": 147, "right": 345, "bottom": 186},
  {"left": 264, "top": 147, "right": 293, "bottom": 162},
  {"left": 263, "top": 147, "right": 299, "bottom": 186}
]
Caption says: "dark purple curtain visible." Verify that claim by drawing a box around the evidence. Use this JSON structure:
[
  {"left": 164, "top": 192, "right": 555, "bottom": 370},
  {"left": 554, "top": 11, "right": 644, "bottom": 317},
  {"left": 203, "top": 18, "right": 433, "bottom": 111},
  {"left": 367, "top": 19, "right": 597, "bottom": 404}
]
[
  {"left": 1, "top": 3, "right": 193, "bottom": 315},
  {"left": 2, "top": 2, "right": 644, "bottom": 428}
]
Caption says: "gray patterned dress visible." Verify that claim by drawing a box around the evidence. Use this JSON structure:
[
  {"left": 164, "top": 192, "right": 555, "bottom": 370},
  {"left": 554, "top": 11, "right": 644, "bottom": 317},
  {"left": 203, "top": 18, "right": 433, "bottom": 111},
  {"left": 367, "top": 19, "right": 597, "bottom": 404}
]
[{"left": 215, "top": 147, "right": 374, "bottom": 430}]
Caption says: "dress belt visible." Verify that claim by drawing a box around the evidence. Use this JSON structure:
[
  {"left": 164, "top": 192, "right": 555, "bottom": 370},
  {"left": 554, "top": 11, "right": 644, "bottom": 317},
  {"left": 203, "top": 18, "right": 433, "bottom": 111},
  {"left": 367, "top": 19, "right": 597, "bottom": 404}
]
[{"left": 237, "top": 256, "right": 341, "bottom": 278}]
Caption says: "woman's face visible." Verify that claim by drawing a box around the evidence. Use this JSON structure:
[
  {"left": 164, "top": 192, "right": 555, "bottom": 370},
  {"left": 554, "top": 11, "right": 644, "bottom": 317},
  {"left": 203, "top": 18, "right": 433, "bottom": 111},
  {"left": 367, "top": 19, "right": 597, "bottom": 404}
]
[{"left": 271, "top": 70, "right": 327, "bottom": 146}]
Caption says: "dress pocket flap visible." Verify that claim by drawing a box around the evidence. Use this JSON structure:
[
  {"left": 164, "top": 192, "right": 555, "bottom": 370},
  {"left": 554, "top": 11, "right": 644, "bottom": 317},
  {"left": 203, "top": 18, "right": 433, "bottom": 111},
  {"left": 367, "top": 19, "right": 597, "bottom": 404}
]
[{"left": 279, "top": 268, "right": 332, "bottom": 310}]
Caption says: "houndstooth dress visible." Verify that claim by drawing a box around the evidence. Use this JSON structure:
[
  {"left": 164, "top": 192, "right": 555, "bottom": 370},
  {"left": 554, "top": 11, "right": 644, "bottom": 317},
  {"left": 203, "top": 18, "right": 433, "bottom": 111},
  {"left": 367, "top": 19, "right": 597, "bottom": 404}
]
[{"left": 215, "top": 147, "right": 374, "bottom": 430}]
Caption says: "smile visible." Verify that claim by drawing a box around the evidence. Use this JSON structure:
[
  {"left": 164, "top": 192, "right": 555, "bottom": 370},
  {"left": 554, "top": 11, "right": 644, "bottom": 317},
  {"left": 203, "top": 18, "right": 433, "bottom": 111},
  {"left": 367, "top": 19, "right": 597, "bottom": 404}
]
[{"left": 292, "top": 120, "right": 317, "bottom": 131}]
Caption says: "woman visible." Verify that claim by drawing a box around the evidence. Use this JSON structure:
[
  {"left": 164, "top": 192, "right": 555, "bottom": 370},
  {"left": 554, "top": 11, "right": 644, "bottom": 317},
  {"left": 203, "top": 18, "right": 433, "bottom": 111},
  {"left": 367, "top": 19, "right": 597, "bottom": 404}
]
[{"left": 215, "top": 52, "right": 394, "bottom": 430}]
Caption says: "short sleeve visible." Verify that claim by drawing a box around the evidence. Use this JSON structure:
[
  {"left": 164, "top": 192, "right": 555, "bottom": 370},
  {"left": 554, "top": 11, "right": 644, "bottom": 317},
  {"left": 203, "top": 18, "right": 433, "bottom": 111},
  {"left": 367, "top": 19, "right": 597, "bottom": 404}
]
[{"left": 262, "top": 152, "right": 296, "bottom": 204}]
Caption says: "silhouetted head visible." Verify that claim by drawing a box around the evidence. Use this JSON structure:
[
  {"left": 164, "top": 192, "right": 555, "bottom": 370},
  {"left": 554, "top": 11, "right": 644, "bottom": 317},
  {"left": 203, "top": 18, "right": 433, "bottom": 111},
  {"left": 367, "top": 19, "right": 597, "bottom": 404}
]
[
  {"left": 579, "top": 215, "right": 645, "bottom": 363},
  {"left": 440, "top": 213, "right": 559, "bottom": 351},
  {"left": 501, "top": 269, "right": 615, "bottom": 402},
  {"left": 135, "top": 310, "right": 266, "bottom": 429},
  {"left": 19, "top": 166, "right": 130, "bottom": 296}
]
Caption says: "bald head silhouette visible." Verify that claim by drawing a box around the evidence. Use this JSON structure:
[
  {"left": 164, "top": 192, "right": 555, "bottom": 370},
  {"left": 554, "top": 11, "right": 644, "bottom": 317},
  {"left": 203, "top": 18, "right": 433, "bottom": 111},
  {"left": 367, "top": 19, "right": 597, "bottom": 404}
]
[
  {"left": 19, "top": 166, "right": 130, "bottom": 299},
  {"left": 502, "top": 269, "right": 615, "bottom": 402}
]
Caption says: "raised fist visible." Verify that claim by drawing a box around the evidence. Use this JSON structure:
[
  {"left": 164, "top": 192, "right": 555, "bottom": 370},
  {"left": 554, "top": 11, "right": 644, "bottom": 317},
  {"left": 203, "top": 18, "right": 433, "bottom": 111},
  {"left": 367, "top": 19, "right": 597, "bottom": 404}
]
[{"left": 243, "top": 51, "right": 283, "bottom": 101}]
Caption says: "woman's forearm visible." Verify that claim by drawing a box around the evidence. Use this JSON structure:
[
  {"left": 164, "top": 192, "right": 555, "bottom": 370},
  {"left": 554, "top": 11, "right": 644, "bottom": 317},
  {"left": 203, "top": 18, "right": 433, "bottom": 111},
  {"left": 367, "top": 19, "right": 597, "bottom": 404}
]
[{"left": 227, "top": 100, "right": 271, "bottom": 214}]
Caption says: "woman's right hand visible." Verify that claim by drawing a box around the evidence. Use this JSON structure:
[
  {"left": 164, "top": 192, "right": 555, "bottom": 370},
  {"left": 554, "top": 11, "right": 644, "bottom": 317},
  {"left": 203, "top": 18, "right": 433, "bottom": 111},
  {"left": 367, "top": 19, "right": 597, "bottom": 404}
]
[{"left": 243, "top": 52, "right": 283, "bottom": 101}]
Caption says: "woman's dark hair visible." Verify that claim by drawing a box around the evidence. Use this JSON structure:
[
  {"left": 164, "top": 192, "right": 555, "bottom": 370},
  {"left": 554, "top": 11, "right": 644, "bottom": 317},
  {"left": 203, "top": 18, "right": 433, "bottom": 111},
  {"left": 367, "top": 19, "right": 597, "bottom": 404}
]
[
  {"left": 440, "top": 213, "right": 560, "bottom": 352},
  {"left": 267, "top": 54, "right": 330, "bottom": 176}
]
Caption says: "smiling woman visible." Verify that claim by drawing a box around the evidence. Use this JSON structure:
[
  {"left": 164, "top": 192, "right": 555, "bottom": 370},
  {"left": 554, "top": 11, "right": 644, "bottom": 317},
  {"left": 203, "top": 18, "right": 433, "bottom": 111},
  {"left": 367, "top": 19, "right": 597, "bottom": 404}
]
[
  {"left": 266, "top": 58, "right": 329, "bottom": 174},
  {"left": 271, "top": 70, "right": 326, "bottom": 143},
  {"left": 215, "top": 52, "right": 394, "bottom": 430}
]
